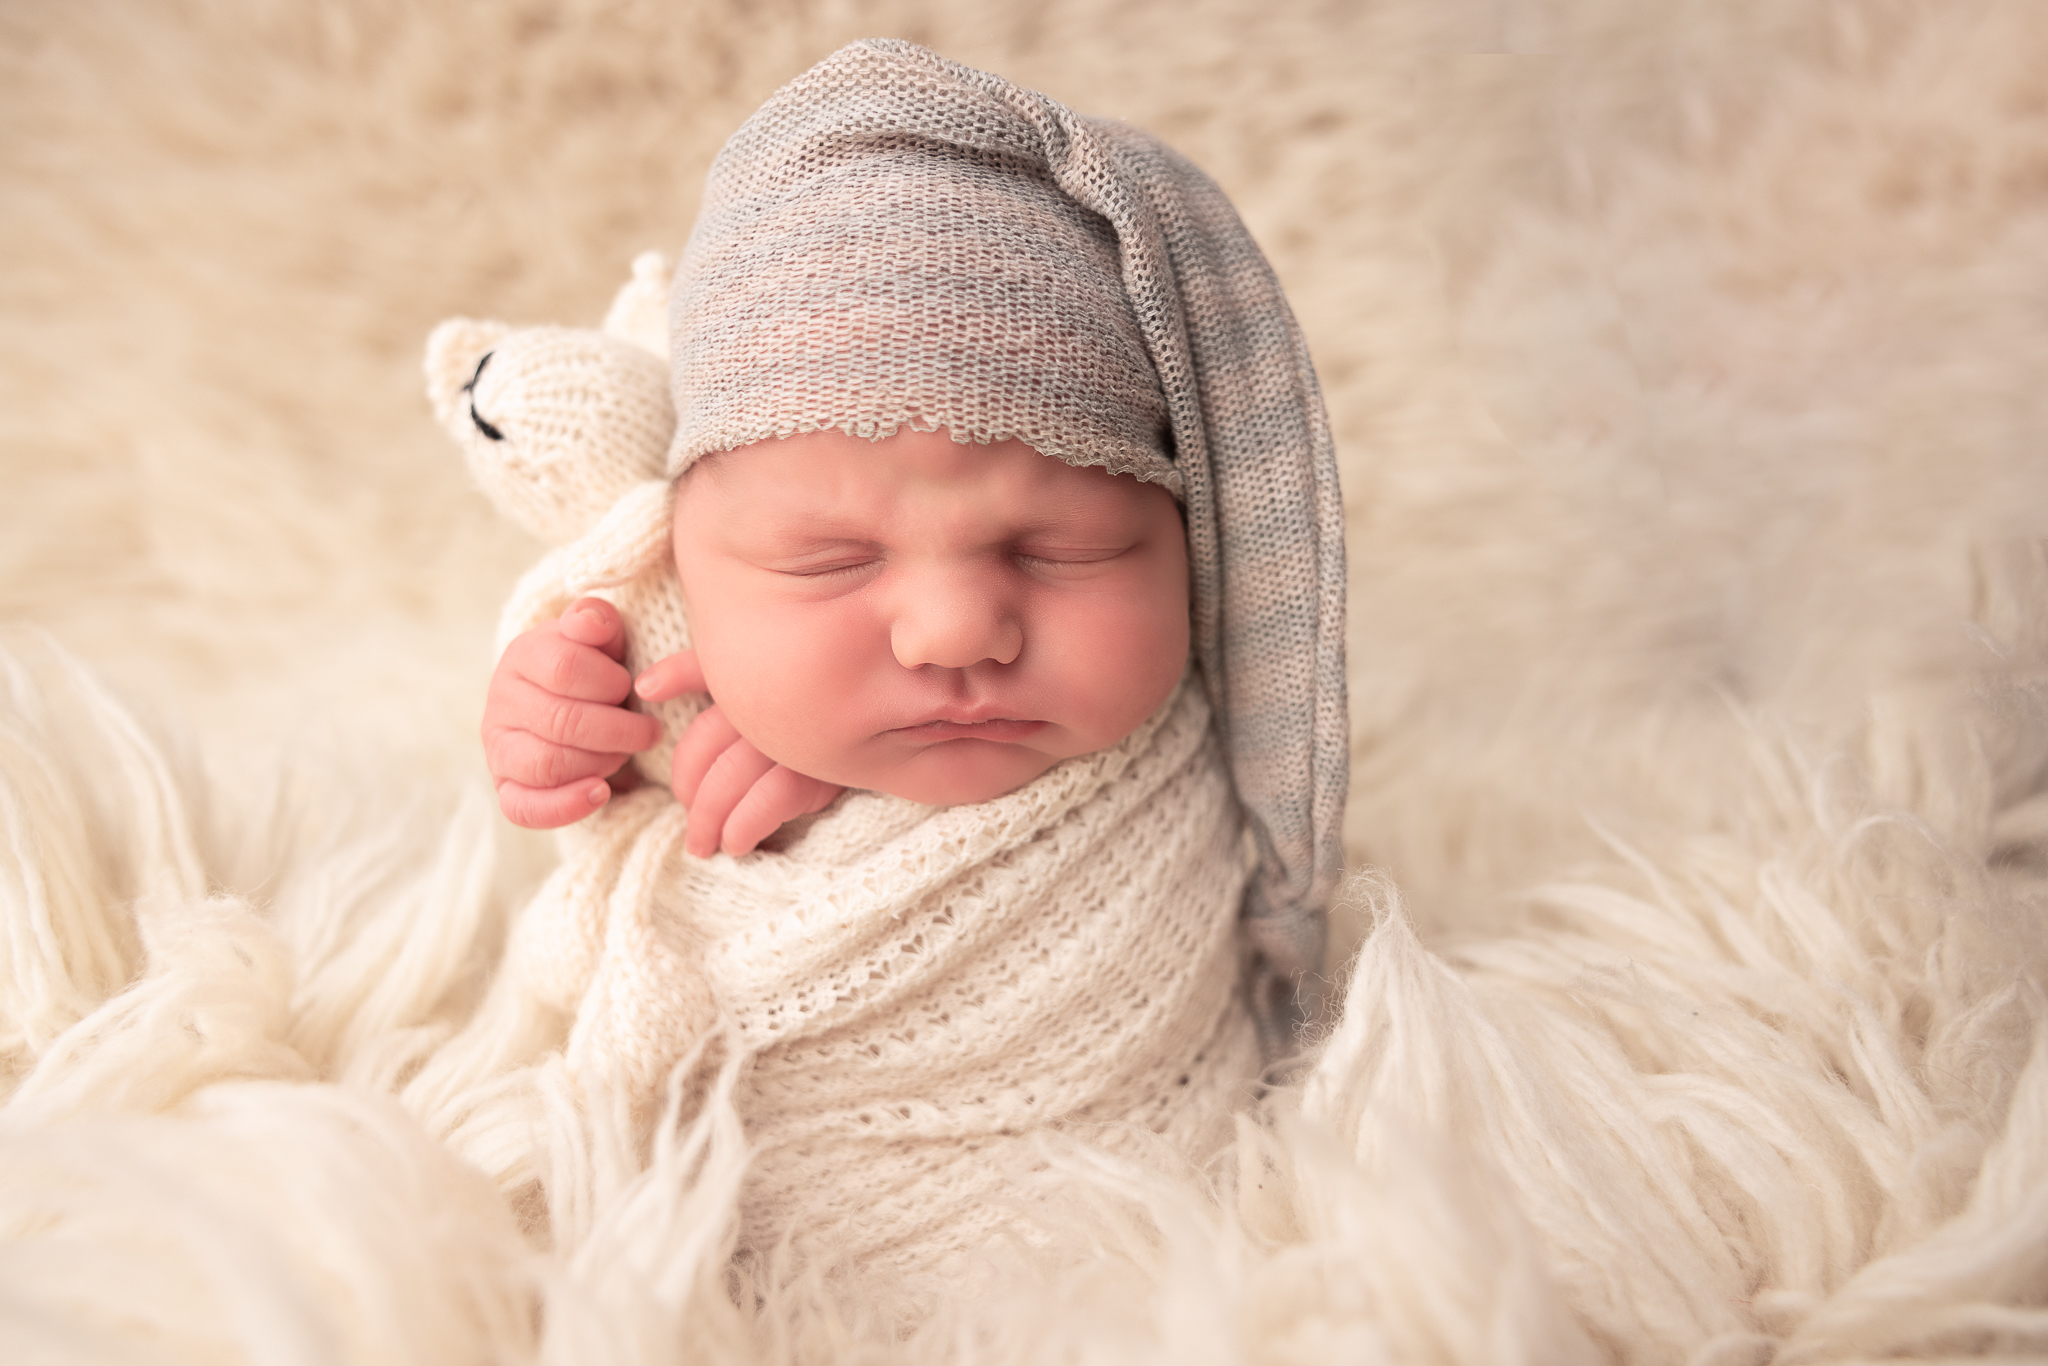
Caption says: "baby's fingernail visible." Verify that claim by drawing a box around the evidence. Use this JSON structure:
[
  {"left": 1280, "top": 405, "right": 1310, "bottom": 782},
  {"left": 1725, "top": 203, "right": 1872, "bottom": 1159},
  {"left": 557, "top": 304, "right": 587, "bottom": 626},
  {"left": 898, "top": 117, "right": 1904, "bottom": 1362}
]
[
  {"left": 586, "top": 781, "right": 610, "bottom": 807},
  {"left": 633, "top": 675, "right": 653, "bottom": 697}
]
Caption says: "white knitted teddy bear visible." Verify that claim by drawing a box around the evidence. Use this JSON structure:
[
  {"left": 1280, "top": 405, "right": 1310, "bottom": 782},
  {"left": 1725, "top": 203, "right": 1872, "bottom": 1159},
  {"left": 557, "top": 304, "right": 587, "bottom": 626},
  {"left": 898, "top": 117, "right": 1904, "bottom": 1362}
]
[{"left": 420, "top": 253, "right": 729, "bottom": 1045}]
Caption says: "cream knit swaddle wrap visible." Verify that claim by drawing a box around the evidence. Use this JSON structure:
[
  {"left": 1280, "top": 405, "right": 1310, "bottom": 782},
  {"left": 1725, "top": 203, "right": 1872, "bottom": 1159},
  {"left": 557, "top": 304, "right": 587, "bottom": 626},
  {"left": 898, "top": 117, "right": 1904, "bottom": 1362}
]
[
  {"left": 426, "top": 39, "right": 1342, "bottom": 1271},
  {"left": 655, "top": 673, "right": 1258, "bottom": 1267}
]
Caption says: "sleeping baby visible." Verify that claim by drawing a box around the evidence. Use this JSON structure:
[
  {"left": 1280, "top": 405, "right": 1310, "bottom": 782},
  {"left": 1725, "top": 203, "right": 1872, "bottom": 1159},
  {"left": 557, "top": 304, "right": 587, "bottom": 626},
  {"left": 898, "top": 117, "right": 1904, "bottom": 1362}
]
[{"left": 426, "top": 39, "right": 1347, "bottom": 1277}]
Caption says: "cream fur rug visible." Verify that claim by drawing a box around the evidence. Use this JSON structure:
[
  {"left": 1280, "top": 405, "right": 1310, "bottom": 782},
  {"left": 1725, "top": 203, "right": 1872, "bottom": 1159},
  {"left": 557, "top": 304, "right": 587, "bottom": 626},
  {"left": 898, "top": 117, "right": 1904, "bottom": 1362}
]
[{"left": 5, "top": 1, "right": 2047, "bottom": 1361}]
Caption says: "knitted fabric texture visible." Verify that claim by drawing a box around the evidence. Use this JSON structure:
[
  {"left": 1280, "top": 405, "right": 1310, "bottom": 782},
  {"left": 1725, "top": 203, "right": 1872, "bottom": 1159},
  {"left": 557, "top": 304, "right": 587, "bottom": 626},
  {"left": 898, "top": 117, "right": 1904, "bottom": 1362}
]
[
  {"left": 668, "top": 97, "right": 1173, "bottom": 492},
  {"left": 667, "top": 40, "right": 1348, "bottom": 1031}
]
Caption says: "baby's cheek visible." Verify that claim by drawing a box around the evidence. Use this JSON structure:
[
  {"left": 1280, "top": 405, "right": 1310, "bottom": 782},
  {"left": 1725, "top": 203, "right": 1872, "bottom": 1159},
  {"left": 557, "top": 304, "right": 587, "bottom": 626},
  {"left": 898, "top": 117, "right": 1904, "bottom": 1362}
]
[
  {"left": 1062, "top": 595, "right": 1189, "bottom": 743},
  {"left": 719, "top": 611, "right": 872, "bottom": 773}
]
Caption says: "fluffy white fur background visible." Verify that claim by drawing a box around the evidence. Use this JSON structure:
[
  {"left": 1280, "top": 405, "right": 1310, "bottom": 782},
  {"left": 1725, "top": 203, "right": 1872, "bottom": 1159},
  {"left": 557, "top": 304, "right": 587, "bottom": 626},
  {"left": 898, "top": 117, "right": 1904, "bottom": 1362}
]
[{"left": 5, "top": 0, "right": 2048, "bottom": 1361}]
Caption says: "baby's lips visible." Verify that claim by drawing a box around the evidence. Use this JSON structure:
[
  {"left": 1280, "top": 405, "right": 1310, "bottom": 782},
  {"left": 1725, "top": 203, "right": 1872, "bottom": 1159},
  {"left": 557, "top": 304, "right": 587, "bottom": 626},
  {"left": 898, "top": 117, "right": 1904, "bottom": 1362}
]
[{"left": 891, "top": 717, "right": 1047, "bottom": 743}]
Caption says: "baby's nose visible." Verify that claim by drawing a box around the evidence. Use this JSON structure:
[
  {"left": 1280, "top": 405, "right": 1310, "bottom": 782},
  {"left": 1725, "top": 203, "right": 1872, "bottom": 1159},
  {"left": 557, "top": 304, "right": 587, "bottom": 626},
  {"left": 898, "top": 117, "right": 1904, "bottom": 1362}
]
[{"left": 890, "top": 583, "right": 1023, "bottom": 670}]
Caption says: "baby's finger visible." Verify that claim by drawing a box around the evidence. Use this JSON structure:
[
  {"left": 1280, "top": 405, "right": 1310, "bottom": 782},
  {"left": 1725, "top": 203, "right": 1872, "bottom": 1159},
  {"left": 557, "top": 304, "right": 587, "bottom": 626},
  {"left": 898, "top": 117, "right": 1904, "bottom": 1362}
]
[
  {"left": 798, "top": 774, "right": 845, "bottom": 816},
  {"left": 634, "top": 647, "right": 707, "bottom": 703},
  {"left": 485, "top": 723, "right": 632, "bottom": 791},
  {"left": 685, "top": 740, "right": 776, "bottom": 858},
  {"left": 670, "top": 703, "right": 740, "bottom": 807},
  {"left": 556, "top": 597, "right": 630, "bottom": 661},
  {"left": 502, "top": 632, "right": 636, "bottom": 705},
  {"left": 497, "top": 677, "right": 662, "bottom": 754},
  {"left": 721, "top": 768, "right": 843, "bottom": 856},
  {"left": 495, "top": 776, "right": 613, "bottom": 830}
]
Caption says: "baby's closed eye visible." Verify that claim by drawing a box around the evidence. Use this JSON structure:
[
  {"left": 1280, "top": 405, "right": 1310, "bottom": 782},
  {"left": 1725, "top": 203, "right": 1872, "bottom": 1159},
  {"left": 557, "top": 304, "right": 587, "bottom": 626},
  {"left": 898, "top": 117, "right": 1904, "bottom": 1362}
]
[
  {"left": 782, "top": 558, "right": 879, "bottom": 579},
  {"left": 1012, "top": 543, "right": 1138, "bottom": 574}
]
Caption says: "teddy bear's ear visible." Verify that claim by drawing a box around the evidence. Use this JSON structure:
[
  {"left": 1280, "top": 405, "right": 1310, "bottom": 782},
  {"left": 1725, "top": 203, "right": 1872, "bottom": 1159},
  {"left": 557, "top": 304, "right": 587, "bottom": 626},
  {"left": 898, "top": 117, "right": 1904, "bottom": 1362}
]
[
  {"left": 602, "top": 251, "right": 672, "bottom": 359},
  {"left": 423, "top": 320, "right": 675, "bottom": 546},
  {"left": 425, "top": 317, "right": 514, "bottom": 427}
]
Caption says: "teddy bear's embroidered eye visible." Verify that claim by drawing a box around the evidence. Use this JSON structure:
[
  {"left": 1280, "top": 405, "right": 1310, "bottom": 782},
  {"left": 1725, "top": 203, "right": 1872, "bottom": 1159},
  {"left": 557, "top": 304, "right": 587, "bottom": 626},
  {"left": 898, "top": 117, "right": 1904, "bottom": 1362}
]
[{"left": 463, "top": 351, "right": 504, "bottom": 442}]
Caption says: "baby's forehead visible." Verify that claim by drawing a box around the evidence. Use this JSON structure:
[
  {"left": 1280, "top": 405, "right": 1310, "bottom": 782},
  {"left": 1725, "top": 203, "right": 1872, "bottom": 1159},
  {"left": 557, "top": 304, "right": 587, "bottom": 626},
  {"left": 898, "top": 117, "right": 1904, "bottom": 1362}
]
[{"left": 686, "top": 430, "right": 1176, "bottom": 527}]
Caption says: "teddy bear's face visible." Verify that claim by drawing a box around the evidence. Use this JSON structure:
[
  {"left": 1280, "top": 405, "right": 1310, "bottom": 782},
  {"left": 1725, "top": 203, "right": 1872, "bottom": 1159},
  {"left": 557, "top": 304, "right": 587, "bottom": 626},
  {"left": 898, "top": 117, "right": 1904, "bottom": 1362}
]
[{"left": 426, "top": 321, "right": 673, "bottom": 545}]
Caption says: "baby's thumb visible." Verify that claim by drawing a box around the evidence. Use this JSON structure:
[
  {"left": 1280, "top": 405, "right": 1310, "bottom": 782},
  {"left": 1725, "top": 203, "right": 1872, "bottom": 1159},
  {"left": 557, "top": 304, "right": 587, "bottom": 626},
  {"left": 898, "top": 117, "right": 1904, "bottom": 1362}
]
[
  {"left": 635, "top": 647, "right": 707, "bottom": 702},
  {"left": 560, "top": 597, "right": 629, "bottom": 660}
]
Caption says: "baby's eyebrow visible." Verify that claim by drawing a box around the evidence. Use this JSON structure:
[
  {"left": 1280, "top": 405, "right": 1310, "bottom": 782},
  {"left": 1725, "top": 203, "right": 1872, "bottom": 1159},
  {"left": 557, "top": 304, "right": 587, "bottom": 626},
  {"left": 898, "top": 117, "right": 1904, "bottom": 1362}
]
[
  {"left": 736, "top": 483, "right": 1145, "bottom": 545},
  {"left": 752, "top": 524, "right": 877, "bottom": 551},
  {"left": 755, "top": 503, "right": 874, "bottom": 533}
]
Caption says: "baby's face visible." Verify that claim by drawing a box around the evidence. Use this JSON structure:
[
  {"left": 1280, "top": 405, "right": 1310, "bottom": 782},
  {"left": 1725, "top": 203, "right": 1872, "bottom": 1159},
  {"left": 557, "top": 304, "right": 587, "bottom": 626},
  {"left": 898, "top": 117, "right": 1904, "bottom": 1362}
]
[{"left": 672, "top": 427, "right": 1189, "bottom": 806}]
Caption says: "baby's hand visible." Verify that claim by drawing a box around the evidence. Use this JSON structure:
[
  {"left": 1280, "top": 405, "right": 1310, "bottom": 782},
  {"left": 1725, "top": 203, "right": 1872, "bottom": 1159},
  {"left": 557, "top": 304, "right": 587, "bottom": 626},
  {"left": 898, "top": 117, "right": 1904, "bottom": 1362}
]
[
  {"left": 483, "top": 597, "right": 664, "bottom": 828},
  {"left": 636, "top": 649, "right": 844, "bottom": 857}
]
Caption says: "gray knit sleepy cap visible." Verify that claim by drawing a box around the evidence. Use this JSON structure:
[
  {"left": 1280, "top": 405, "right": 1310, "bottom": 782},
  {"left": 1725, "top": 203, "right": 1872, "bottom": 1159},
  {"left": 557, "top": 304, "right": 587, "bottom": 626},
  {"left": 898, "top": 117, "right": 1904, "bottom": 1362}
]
[
  {"left": 667, "top": 40, "right": 1347, "bottom": 1041},
  {"left": 667, "top": 71, "right": 1173, "bottom": 489}
]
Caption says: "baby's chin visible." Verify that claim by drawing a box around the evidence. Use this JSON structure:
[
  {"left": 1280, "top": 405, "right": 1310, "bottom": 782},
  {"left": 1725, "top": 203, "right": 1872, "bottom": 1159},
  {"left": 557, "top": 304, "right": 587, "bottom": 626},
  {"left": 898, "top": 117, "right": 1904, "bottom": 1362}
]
[{"left": 856, "top": 740, "right": 1067, "bottom": 808}]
